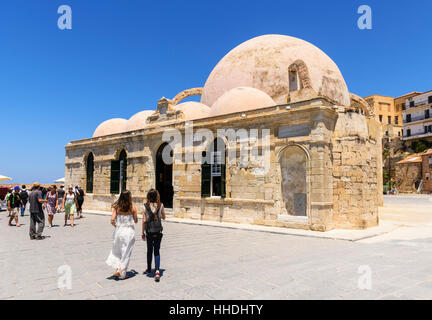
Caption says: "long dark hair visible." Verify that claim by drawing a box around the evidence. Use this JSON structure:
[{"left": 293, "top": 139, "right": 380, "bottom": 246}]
[
  {"left": 145, "top": 189, "right": 161, "bottom": 220},
  {"left": 112, "top": 190, "right": 133, "bottom": 213}
]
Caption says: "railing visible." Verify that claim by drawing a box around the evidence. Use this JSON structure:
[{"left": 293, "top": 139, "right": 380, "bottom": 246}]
[
  {"left": 406, "top": 99, "right": 431, "bottom": 109},
  {"left": 404, "top": 115, "right": 431, "bottom": 123},
  {"left": 403, "top": 131, "right": 432, "bottom": 138}
]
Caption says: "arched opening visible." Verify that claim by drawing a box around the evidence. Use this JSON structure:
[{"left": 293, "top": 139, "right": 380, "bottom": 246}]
[
  {"left": 279, "top": 146, "right": 308, "bottom": 217},
  {"left": 289, "top": 68, "right": 299, "bottom": 92},
  {"left": 201, "top": 138, "right": 226, "bottom": 198},
  {"left": 86, "top": 152, "right": 94, "bottom": 194},
  {"left": 156, "top": 143, "right": 173, "bottom": 208},
  {"left": 110, "top": 149, "right": 127, "bottom": 194}
]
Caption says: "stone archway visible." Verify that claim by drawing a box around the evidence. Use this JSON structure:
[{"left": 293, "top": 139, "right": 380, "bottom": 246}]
[
  {"left": 155, "top": 142, "right": 173, "bottom": 208},
  {"left": 279, "top": 146, "right": 308, "bottom": 217}
]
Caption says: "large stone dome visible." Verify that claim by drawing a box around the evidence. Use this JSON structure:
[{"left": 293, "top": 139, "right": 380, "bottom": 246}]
[
  {"left": 175, "top": 101, "right": 211, "bottom": 120},
  {"left": 201, "top": 34, "right": 350, "bottom": 107},
  {"left": 126, "top": 110, "right": 154, "bottom": 132},
  {"left": 209, "top": 87, "right": 275, "bottom": 117},
  {"left": 93, "top": 118, "right": 128, "bottom": 138}
]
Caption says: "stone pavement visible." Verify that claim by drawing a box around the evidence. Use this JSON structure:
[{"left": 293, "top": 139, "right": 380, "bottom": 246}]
[{"left": 1, "top": 201, "right": 432, "bottom": 300}]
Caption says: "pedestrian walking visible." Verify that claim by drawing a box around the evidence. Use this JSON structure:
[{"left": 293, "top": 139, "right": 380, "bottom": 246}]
[
  {"left": 57, "top": 185, "right": 65, "bottom": 213},
  {"left": 19, "top": 185, "right": 29, "bottom": 217},
  {"left": 8, "top": 186, "right": 23, "bottom": 227},
  {"left": 106, "top": 190, "right": 138, "bottom": 280},
  {"left": 29, "top": 182, "right": 48, "bottom": 240},
  {"left": 142, "top": 189, "right": 166, "bottom": 282},
  {"left": 46, "top": 185, "right": 58, "bottom": 227},
  {"left": 5, "top": 189, "right": 12, "bottom": 217},
  {"left": 61, "top": 185, "right": 77, "bottom": 227},
  {"left": 76, "top": 186, "right": 85, "bottom": 219}
]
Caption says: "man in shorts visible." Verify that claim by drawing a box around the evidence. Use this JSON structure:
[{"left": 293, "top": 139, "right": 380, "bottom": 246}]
[
  {"left": 5, "top": 189, "right": 12, "bottom": 217},
  {"left": 8, "top": 186, "right": 23, "bottom": 227}
]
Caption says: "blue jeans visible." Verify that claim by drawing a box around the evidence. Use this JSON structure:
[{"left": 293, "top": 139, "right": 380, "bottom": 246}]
[
  {"left": 146, "top": 233, "right": 162, "bottom": 271},
  {"left": 20, "top": 202, "right": 27, "bottom": 215}
]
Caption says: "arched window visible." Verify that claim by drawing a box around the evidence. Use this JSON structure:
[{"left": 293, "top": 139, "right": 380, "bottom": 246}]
[
  {"left": 86, "top": 152, "right": 94, "bottom": 194},
  {"left": 201, "top": 138, "right": 226, "bottom": 198},
  {"left": 110, "top": 149, "right": 127, "bottom": 194},
  {"left": 289, "top": 68, "right": 299, "bottom": 92}
]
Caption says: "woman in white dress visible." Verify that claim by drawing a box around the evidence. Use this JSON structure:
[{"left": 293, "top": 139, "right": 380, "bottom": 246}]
[{"left": 106, "top": 190, "right": 138, "bottom": 280}]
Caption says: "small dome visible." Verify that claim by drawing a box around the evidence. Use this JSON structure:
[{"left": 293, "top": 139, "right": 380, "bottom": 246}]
[
  {"left": 126, "top": 110, "right": 154, "bottom": 132},
  {"left": 93, "top": 118, "right": 128, "bottom": 138},
  {"left": 201, "top": 34, "right": 350, "bottom": 107},
  {"left": 175, "top": 101, "right": 210, "bottom": 120},
  {"left": 209, "top": 87, "right": 275, "bottom": 117}
]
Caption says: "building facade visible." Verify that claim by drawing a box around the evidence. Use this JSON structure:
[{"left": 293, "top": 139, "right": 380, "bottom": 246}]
[
  {"left": 395, "top": 149, "right": 432, "bottom": 193},
  {"left": 402, "top": 91, "right": 432, "bottom": 141},
  {"left": 65, "top": 35, "right": 382, "bottom": 231},
  {"left": 364, "top": 95, "right": 402, "bottom": 138}
]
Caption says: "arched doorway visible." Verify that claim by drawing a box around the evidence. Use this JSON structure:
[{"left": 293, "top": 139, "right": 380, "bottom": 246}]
[
  {"left": 279, "top": 146, "right": 308, "bottom": 217},
  {"left": 86, "top": 152, "right": 94, "bottom": 194},
  {"left": 156, "top": 143, "right": 173, "bottom": 208}
]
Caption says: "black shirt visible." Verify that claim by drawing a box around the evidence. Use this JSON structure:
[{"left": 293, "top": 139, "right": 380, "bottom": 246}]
[{"left": 57, "top": 189, "right": 65, "bottom": 199}]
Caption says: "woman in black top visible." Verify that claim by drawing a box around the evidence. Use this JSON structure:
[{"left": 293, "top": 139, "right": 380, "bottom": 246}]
[{"left": 142, "top": 189, "right": 166, "bottom": 282}]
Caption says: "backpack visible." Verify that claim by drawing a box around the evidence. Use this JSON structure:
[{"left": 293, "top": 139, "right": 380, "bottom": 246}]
[
  {"left": 20, "top": 190, "right": 28, "bottom": 202},
  {"left": 145, "top": 205, "right": 163, "bottom": 235}
]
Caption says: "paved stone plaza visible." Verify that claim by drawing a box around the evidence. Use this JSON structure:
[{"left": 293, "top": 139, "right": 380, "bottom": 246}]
[{"left": 1, "top": 196, "right": 432, "bottom": 300}]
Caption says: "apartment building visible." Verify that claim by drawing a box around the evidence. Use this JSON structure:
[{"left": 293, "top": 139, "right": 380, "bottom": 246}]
[
  {"left": 364, "top": 95, "right": 402, "bottom": 138},
  {"left": 402, "top": 90, "right": 432, "bottom": 140}
]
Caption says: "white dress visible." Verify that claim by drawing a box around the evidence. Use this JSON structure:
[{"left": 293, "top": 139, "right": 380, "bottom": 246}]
[{"left": 106, "top": 213, "right": 136, "bottom": 278}]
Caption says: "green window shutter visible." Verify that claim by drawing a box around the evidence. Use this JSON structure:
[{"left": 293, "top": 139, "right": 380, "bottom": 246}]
[
  {"left": 220, "top": 163, "right": 226, "bottom": 198},
  {"left": 201, "top": 162, "right": 211, "bottom": 198},
  {"left": 110, "top": 160, "right": 120, "bottom": 194}
]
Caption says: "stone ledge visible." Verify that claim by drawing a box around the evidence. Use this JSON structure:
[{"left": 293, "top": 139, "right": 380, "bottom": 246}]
[{"left": 177, "top": 196, "right": 274, "bottom": 205}]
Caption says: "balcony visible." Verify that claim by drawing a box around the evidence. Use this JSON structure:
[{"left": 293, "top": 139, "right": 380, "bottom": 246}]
[
  {"left": 404, "top": 115, "right": 432, "bottom": 124},
  {"left": 402, "top": 131, "right": 432, "bottom": 140},
  {"left": 406, "top": 98, "right": 432, "bottom": 109}
]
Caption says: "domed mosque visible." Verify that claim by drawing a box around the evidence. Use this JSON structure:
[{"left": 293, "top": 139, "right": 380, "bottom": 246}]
[{"left": 66, "top": 34, "right": 382, "bottom": 231}]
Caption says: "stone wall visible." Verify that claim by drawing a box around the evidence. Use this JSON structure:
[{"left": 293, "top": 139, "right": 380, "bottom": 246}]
[
  {"left": 395, "top": 163, "right": 421, "bottom": 193},
  {"left": 331, "top": 112, "right": 381, "bottom": 229}
]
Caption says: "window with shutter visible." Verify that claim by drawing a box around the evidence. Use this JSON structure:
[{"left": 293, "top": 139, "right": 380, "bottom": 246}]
[
  {"left": 201, "top": 140, "right": 227, "bottom": 198},
  {"left": 220, "top": 163, "right": 226, "bottom": 198},
  {"left": 201, "top": 162, "right": 211, "bottom": 197},
  {"left": 119, "top": 150, "right": 127, "bottom": 192},
  {"left": 110, "top": 160, "right": 120, "bottom": 194}
]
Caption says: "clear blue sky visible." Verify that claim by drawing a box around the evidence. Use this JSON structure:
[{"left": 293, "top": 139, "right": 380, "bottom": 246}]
[{"left": 0, "top": 0, "right": 431, "bottom": 184}]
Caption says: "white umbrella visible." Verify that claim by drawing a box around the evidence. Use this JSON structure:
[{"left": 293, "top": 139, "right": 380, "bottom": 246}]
[
  {"left": 0, "top": 175, "right": 12, "bottom": 182},
  {"left": 54, "top": 177, "right": 65, "bottom": 183}
]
